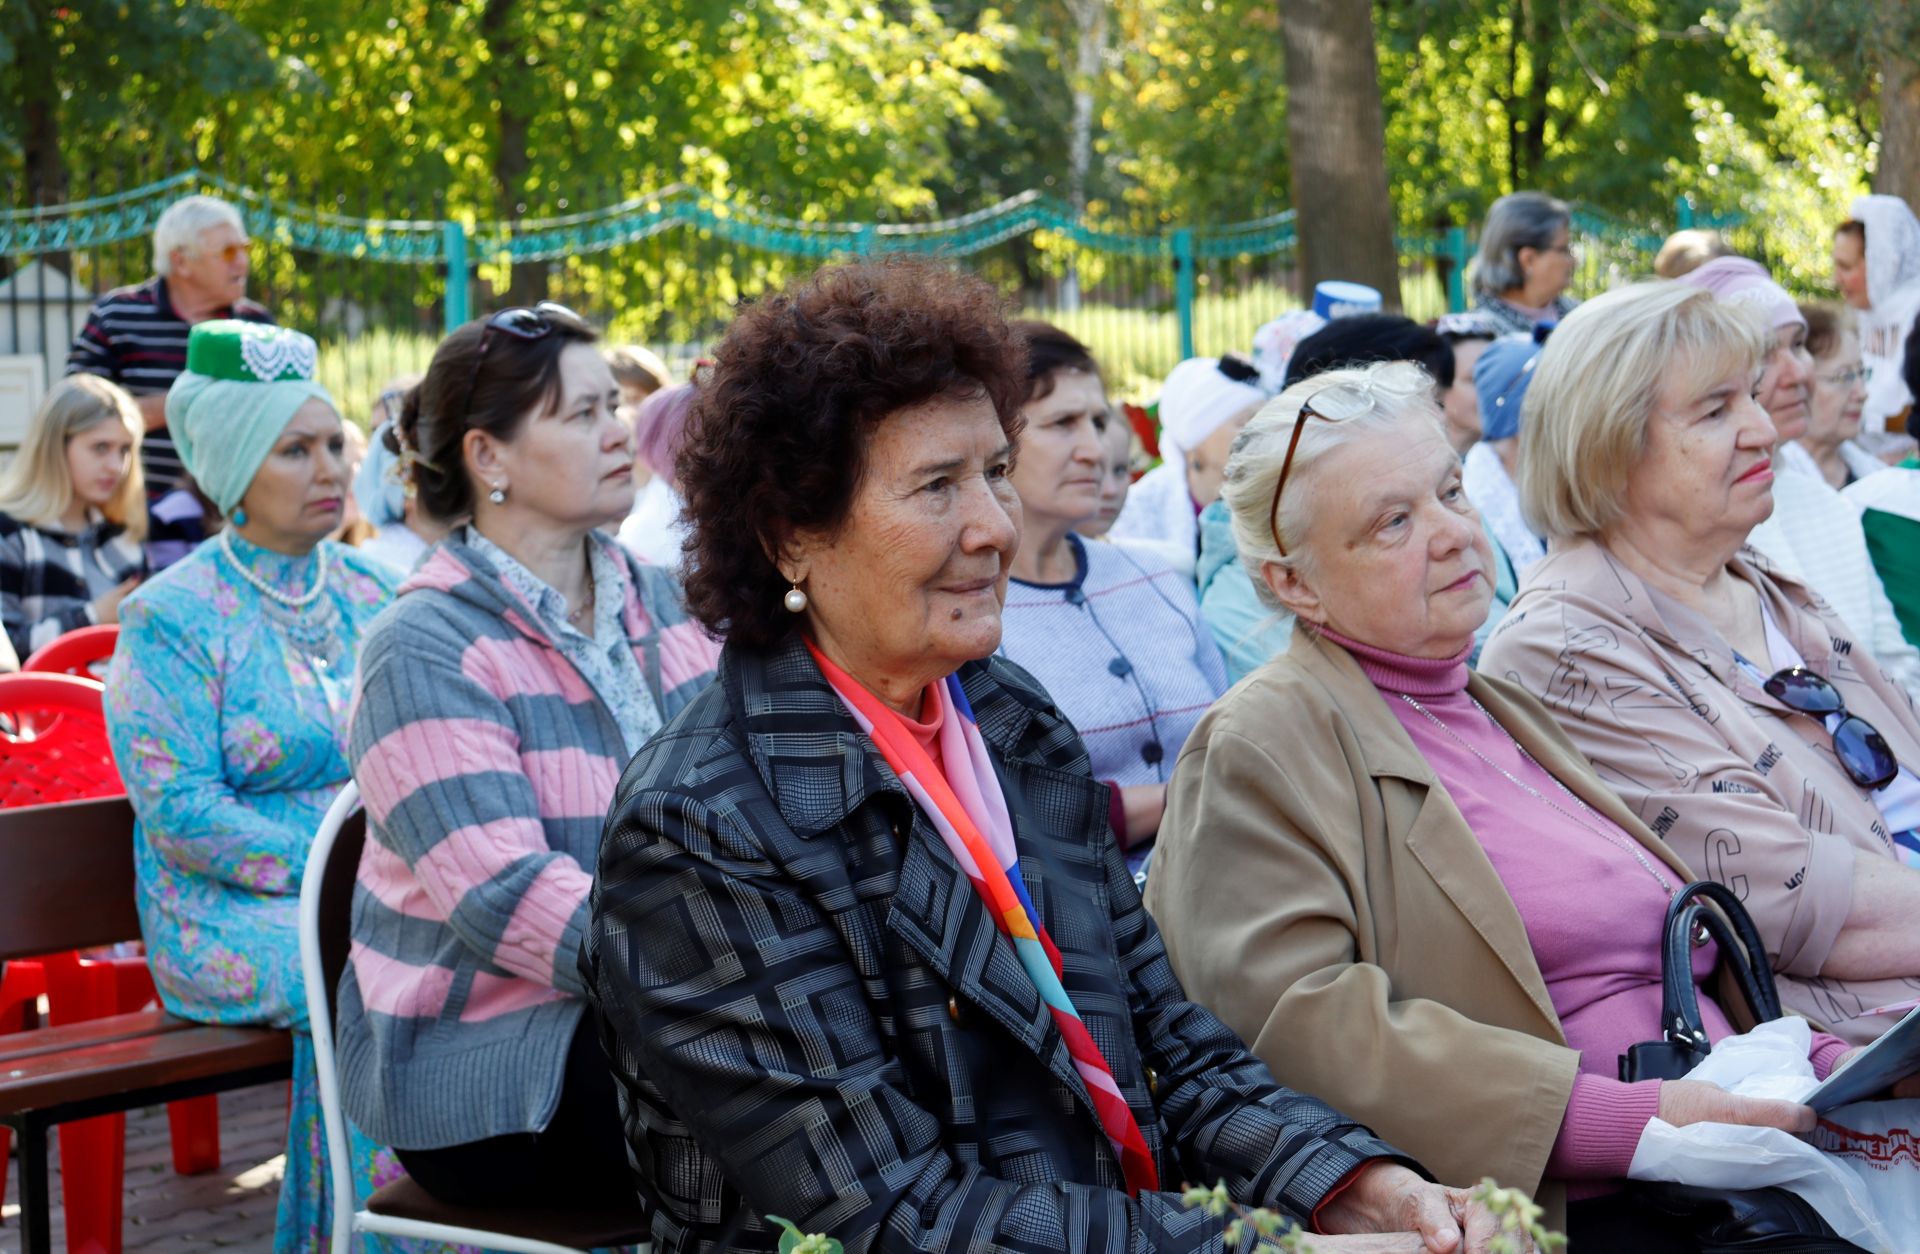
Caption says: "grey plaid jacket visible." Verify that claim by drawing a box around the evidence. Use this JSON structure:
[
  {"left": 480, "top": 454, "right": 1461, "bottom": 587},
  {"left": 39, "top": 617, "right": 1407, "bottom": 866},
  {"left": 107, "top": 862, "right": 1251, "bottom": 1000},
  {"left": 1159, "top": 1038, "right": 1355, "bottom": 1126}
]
[{"left": 583, "top": 635, "right": 1415, "bottom": 1253}]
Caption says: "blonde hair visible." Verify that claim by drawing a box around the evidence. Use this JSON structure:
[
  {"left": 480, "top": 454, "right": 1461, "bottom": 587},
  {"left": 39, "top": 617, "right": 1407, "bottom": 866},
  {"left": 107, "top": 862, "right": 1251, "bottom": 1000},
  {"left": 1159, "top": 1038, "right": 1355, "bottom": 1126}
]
[
  {"left": 0, "top": 376, "right": 146, "bottom": 541},
  {"left": 604, "top": 344, "right": 673, "bottom": 395},
  {"left": 1220, "top": 362, "right": 1443, "bottom": 606},
  {"left": 1652, "top": 229, "right": 1735, "bottom": 279},
  {"left": 1518, "top": 282, "right": 1766, "bottom": 540}
]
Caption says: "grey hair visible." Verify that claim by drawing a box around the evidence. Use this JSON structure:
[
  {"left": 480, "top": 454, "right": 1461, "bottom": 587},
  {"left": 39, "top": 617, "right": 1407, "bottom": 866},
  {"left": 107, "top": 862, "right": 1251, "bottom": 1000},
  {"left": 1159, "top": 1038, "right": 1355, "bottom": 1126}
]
[
  {"left": 152, "top": 196, "right": 246, "bottom": 276},
  {"left": 1471, "top": 191, "right": 1571, "bottom": 297},
  {"left": 1221, "top": 362, "right": 1445, "bottom": 608}
]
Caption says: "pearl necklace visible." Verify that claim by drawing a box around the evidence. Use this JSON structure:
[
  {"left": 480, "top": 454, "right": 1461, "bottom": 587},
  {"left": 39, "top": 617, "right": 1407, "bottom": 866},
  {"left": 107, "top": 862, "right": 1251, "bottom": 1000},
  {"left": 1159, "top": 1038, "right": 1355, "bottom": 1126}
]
[
  {"left": 219, "top": 528, "right": 330, "bottom": 610},
  {"left": 1397, "top": 691, "right": 1678, "bottom": 900}
]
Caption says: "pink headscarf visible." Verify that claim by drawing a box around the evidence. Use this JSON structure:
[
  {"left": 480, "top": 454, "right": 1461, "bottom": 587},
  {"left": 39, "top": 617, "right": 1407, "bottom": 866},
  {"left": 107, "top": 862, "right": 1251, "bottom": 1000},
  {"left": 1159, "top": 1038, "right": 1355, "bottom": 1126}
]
[
  {"left": 1677, "top": 256, "right": 1805, "bottom": 333},
  {"left": 631, "top": 382, "right": 697, "bottom": 484}
]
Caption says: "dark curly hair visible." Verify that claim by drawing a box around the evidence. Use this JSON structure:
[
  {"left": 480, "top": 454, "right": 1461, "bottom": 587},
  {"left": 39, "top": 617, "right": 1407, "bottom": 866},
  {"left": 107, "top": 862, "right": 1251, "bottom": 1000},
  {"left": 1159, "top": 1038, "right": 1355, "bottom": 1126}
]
[
  {"left": 678, "top": 258, "right": 1029, "bottom": 649},
  {"left": 389, "top": 306, "right": 599, "bottom": 522}
]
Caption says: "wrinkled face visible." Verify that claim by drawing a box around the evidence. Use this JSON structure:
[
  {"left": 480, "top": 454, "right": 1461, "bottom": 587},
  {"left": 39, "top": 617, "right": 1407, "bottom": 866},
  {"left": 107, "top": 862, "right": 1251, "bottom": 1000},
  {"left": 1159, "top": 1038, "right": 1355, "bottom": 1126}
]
[
  {"left": 1440, "top": 337, "right": 1490, "bottom": 452},
  {"left": 238, "top": 399, "right": 348, "bottom": 546},
  {"left": 172, "top": 222, "right": 251, "bottom": 309},
  {"left": 1622, "top": 356, "right": 1778, "bottom": 549},
  {"left": 1833, "top": 231, "right": 1870, "bottom": 310},
  {"left": 790, "top": 393, "right": 1021, "bottom": 681},
  {"left": 1186, "top": 402, "right": 1257, "bottom": 509},
  {"left": 1755, "top": 323, "right": 1815, "bottom": 443},
  {"left": 477, "top": 343, "right": 636, "bottom": 532},
  {"left": 1519, "top": 226, "right": 1576, "bottom": 303},
  {"left": 1080, "top": 414, "right": 1134, "bottom": 537},
  {"left": 64, "top": 417, "right": 135, "bottom": 511},
  {"left": 1808, "top": 330, "right": 1868, "bottom": 449},
  {"left": 1010, "top": 369, "right": 1106, "bottom": 531},
  {"left": 1266, "top": 420, "right": 1494, "bottom": 659}
]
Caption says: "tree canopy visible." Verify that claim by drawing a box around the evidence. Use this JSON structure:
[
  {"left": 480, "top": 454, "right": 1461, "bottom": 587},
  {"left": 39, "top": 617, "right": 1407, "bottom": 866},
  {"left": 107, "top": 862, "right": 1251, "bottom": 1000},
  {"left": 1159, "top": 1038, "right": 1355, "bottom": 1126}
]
[{"left": 1, "top": 0, "right": 1906, "bottom": 293}]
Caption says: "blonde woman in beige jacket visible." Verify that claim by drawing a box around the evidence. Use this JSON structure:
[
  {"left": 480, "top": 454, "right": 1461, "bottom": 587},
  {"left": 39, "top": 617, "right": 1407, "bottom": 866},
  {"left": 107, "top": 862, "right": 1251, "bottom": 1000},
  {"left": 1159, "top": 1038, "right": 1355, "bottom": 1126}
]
[
  {"left": 1146, "top": 350, "right": 1914, "bottom": 1254},
  {"left": 1482, "top": 282, "right": 1920, "bottom": 1047}
]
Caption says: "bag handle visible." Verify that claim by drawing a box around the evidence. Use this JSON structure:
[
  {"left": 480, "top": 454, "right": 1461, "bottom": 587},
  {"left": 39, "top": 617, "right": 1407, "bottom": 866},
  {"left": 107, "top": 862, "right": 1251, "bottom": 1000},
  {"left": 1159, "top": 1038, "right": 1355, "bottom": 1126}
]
[{"left": 1657, "top": 880, "right": 1783, "bottom": 1054}]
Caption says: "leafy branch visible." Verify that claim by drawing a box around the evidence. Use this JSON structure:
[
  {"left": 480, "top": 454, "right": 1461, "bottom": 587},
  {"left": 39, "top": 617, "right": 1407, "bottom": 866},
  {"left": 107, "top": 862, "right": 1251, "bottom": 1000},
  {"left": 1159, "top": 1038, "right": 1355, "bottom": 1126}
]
[{"left": 1179, "top": 1177, "right": 1567, "bottom": 1253}]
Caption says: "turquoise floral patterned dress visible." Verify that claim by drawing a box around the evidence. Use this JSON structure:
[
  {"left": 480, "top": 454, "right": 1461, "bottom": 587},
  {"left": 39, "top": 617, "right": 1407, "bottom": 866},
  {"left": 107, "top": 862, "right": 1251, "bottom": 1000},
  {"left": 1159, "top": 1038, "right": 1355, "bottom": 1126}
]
[{"left": 104, "top": 533, "right": 441, "bottom": 1252}]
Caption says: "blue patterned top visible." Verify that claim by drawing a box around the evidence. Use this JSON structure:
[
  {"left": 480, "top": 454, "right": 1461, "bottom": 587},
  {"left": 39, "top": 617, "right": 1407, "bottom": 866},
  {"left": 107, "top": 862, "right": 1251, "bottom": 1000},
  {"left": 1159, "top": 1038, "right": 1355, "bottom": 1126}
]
[{"left": 104, "top": 533, "right": 396, "bottom": 1028}]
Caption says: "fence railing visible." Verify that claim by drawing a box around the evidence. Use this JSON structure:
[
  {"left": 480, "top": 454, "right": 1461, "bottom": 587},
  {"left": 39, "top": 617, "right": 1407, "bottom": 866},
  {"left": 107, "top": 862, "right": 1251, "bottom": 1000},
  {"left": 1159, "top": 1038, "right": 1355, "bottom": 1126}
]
[{"left": 2, "top": 169, "right": 1748, "bottom": 424}]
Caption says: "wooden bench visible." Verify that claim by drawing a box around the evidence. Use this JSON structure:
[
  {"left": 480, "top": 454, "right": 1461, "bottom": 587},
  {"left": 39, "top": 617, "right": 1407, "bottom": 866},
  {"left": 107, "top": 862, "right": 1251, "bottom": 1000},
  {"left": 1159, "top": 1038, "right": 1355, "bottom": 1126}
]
[{"left": 0, "top": 796, "right": 293, "bottom": 1254}]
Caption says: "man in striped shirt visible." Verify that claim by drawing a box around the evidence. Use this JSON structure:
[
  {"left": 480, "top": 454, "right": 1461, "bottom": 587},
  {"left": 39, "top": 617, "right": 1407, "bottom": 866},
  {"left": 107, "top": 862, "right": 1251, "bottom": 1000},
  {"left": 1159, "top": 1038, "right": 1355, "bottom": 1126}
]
[{"left": 66, "top": 195, "right": 276, "bottom": 493}]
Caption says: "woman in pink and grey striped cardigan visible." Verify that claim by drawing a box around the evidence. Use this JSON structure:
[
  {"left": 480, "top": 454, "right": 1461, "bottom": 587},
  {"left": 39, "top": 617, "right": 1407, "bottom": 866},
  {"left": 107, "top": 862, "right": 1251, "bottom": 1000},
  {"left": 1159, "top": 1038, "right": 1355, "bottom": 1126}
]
[{"left": 342, "top": 304, "right": 719, "bottom": 1213}]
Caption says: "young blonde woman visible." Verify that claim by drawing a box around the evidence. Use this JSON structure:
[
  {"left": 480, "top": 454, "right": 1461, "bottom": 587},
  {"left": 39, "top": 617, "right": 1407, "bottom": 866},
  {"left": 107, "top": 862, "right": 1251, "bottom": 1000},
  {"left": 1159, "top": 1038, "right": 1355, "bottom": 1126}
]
[{"left": 0, "top": 374, "right": 146, "bottom": 661}]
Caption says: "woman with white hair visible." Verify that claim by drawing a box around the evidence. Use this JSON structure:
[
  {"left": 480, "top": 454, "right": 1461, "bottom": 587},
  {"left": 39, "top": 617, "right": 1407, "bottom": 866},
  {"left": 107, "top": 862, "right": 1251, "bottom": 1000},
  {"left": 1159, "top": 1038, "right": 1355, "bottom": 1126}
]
[
  {"left": 0, "top": 374, "right": 146, "bottom": 660},
  {"left": 1145, "top": 359, "right": 1899, "bottom": 1250},
  {"left": 1480, "top": 282, "right": 1920, "bottom": 1048},
  {"left": 1471, "top": 192, "right": 1579, "bottom": 336},
  {"left": 1108, "top": 354, "right": 1267, "bottom": 573}
]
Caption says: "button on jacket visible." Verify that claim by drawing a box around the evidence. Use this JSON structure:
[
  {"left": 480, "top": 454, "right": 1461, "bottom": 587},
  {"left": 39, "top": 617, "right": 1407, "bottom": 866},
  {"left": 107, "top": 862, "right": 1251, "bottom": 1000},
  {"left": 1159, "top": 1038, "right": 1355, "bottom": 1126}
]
[{"left": 582, "top": 634, "right": 1415, "bottom": 1253}]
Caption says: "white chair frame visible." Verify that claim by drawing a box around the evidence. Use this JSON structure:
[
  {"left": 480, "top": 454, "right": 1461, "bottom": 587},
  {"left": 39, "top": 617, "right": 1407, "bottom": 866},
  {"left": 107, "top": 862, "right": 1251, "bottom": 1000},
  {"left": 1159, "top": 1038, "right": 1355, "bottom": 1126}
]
[{"left": 300, "top": 780, "right": 607, "bottom": 1254}]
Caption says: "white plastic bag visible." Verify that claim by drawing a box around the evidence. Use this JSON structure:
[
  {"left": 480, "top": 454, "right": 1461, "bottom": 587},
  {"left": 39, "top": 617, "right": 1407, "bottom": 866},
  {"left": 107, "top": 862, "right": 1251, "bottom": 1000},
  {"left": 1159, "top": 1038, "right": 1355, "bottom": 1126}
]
[
  {"left": 1813, "top": 1098, "right": 1920, "bottom": 1248},
  {"left": 1625, "top": 1018, "right": 1902, "bottom": 1252}
]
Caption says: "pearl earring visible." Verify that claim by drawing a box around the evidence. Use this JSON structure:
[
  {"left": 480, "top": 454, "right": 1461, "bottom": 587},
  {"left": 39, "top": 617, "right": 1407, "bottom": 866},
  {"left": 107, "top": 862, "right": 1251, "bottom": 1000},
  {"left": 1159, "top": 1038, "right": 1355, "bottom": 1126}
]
[
  {"left": 488, "top": 484, "right": 507, "bottom": 505},
  {"left": 784, "top": 584, "right": 808, "bottom": 613}
]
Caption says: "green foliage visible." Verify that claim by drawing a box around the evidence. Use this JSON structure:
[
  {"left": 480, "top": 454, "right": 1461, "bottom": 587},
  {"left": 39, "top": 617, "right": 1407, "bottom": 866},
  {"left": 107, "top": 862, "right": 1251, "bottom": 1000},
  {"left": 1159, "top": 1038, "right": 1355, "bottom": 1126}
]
[
  {"left": 765, "top": 1214, "right": 844, "bottom": 1254},
  {"left": 1177, "top": 1176, "right": 1566, "bottom": 1253}
]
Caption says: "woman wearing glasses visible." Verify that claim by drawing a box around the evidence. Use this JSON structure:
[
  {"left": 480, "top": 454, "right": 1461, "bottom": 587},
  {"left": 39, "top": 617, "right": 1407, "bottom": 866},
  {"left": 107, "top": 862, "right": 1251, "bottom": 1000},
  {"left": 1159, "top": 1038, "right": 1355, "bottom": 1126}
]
[
  {"left": 1469, "top": 192, "right": 1579, "bottom": 336},
  {"left": 1143, "top": 349, "right": 1904, "bottom": 1251},
  {"left": 1477, "top": 282, "right": 1920, "bottom": 1047},
  {"left": 342, "top": 302, "right": 720, "bottom": 1210},
  {"left": 1796, "top": 304, "right": 1891, "bottom": 490}
]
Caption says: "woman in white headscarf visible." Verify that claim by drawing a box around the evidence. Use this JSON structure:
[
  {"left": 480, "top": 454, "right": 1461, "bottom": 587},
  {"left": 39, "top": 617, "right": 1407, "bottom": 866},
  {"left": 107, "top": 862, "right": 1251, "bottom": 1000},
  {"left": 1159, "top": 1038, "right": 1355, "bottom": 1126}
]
[
  {"left": 1108, "top": 355, "right": 1267, "bottom": 574},
  {"left": 1841, "top": 195, "right": 1920, "bottom": 432}
]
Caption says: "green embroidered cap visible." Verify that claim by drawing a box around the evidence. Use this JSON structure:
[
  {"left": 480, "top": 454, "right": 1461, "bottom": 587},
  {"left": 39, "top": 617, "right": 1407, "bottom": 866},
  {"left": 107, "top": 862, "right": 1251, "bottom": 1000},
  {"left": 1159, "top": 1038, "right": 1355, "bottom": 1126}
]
[
  {"left": 182, "top": 320, "right": 320, "bottom": 383},
  {"left": 166, "top": 321, "right": 336, "bottom": 514}
]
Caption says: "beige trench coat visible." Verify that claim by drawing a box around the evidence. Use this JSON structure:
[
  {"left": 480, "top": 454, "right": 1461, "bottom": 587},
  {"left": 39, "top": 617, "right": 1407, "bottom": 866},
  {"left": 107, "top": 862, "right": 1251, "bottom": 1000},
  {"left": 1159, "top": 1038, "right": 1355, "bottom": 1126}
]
[
  {"left": 1145, "top": 627, "right": 1706, "bottom": 1226},
  {"left": 1481, "top": 537, "right": 1920, "bottom": 1043}
]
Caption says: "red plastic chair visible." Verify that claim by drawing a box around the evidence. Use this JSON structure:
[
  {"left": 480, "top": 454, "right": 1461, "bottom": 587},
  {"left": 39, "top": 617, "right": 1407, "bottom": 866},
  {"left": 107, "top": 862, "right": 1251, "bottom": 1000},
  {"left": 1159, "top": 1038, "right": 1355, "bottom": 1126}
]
[
  {"left": 23, "top": 623, "right": 121, "bottom": 680},
  {"left": 0, "top": 673, "right": 222, "bottom": 1254}
]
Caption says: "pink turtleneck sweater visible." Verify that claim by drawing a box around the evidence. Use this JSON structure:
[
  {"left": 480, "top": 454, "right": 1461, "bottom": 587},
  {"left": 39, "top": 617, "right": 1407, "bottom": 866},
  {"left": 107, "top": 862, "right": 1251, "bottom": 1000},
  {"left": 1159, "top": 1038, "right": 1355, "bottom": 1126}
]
[{"left": 1319, "top": 627, "right": 1849, "bottom": 1185}]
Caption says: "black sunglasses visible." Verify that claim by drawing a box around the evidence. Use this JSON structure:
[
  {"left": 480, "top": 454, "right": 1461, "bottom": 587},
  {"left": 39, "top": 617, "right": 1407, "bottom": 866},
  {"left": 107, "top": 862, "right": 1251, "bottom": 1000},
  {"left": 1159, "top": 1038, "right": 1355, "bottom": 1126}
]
[
  {"left": 1763, "top": 666, "right": 1899, "bottom": 790},
  {"left": 451, "top": 302, "right": 582, "bottom": 426}
]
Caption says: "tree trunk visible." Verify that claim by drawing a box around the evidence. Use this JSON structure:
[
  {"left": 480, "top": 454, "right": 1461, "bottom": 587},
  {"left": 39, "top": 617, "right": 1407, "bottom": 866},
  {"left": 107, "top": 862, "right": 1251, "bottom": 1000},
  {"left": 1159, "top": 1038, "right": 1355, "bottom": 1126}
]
[
  {"left": 1876, "top": 1, "right": 1920, "bottom": 208},
  {"left": 1060, "top": 0, "right": 1108, "bottom": 312},
  {"left": 17, "top": 0, "right": 72, "bottom": 274},
  {"left": 480, "top": 0, "right": 545, "bottom": 308},
  {"left": 1278, "top": 0, "right": 1402, "bottom": 308}
]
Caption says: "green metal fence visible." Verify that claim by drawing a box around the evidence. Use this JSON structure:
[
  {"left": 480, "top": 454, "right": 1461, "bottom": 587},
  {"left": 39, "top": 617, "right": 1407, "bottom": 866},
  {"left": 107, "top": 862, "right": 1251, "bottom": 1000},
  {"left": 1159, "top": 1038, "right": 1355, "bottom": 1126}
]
[{"left": 2, "top": 169, "right": 1744, "bottom": 419}]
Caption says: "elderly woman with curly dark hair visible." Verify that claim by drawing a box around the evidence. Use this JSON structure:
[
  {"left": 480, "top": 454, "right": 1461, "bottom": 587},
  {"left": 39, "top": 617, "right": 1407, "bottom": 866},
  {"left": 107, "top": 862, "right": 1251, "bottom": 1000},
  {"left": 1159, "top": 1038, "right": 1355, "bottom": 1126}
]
[{"left": 580, "top": 258, "right": 1513, "bottom": 1254}]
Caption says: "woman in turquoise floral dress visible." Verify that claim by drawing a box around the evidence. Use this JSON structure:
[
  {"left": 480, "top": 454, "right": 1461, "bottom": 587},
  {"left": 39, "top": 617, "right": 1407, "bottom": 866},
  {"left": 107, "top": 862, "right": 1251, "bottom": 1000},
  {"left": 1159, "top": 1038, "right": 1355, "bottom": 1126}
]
[{"left": 103, "top": 322, "right": 422, "bottom": 1251}]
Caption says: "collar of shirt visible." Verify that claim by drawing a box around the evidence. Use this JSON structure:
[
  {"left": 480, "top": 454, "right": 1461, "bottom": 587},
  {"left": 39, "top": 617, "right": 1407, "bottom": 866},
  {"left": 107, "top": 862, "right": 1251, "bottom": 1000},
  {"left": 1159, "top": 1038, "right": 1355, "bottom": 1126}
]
[{"left": 463, "top": 527, "right": 627, "bottom": 649}]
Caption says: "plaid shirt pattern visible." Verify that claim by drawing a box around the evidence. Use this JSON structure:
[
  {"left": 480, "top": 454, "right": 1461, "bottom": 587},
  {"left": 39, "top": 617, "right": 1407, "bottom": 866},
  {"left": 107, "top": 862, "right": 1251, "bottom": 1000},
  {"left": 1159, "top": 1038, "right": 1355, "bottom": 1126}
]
[
  {"left": 0, "top": 511, "right": 145, "bottom": 659},
  {"left": 583, "top": 635, "right": 1414, "bottom": 1253}
]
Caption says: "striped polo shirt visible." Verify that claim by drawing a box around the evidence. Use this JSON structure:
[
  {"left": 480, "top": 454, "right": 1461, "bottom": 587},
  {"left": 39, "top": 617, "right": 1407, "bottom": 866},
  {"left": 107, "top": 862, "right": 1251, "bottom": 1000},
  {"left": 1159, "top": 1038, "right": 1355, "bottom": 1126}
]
[{"left": 65, "top": 276, "right": 275, "bottom": 490}]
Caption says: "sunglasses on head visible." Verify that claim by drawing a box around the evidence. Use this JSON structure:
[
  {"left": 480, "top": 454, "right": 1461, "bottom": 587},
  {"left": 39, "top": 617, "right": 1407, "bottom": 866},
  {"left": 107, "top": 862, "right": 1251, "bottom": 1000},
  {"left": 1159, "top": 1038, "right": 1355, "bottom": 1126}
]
[
  {"left": 1266, "top": 360, "right": 1431, "bottom": 556},
  {"left": 452, "top": 302, "right": 583, "bottom": 427},
  {"left": 1763, "top": 666, "right": 1899, "bottom": 790}
]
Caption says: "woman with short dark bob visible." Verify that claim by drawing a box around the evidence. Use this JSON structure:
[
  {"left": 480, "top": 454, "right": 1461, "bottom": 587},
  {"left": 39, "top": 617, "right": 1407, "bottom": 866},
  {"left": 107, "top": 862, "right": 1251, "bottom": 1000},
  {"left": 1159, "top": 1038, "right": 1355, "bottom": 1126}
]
[{"left": 582, "top": 258, "right": 1508, "bottom": 1253}]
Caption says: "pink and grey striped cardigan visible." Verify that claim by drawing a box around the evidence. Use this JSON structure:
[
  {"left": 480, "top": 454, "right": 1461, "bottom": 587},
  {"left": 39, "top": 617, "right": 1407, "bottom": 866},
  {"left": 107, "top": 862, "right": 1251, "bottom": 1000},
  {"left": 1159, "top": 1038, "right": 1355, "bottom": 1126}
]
[{"left": 339, "top": 532, "right": 720, "bottom": 1152}]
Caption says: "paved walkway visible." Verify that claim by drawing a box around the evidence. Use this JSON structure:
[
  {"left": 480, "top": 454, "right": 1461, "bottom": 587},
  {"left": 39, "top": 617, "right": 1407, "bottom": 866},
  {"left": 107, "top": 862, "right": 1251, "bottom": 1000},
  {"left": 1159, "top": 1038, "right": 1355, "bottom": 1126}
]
[{"left": 1, "top": 1080, "right": 286, "bottom": 1253}]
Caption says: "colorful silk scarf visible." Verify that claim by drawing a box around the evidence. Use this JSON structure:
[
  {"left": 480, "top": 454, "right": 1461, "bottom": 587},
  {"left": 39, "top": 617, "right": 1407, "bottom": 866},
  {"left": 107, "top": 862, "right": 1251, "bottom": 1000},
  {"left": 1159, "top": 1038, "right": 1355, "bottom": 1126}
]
[{"left": 807, "top": 641, "right": 1159, "bottom": 1196}]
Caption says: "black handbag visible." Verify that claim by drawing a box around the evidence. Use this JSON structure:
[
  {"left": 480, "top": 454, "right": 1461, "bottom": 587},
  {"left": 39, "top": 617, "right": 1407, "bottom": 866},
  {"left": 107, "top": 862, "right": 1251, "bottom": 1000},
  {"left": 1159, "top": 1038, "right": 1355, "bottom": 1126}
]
[{"left": 1617, "top": 880, "right": 1864, "bottom": 1252}]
